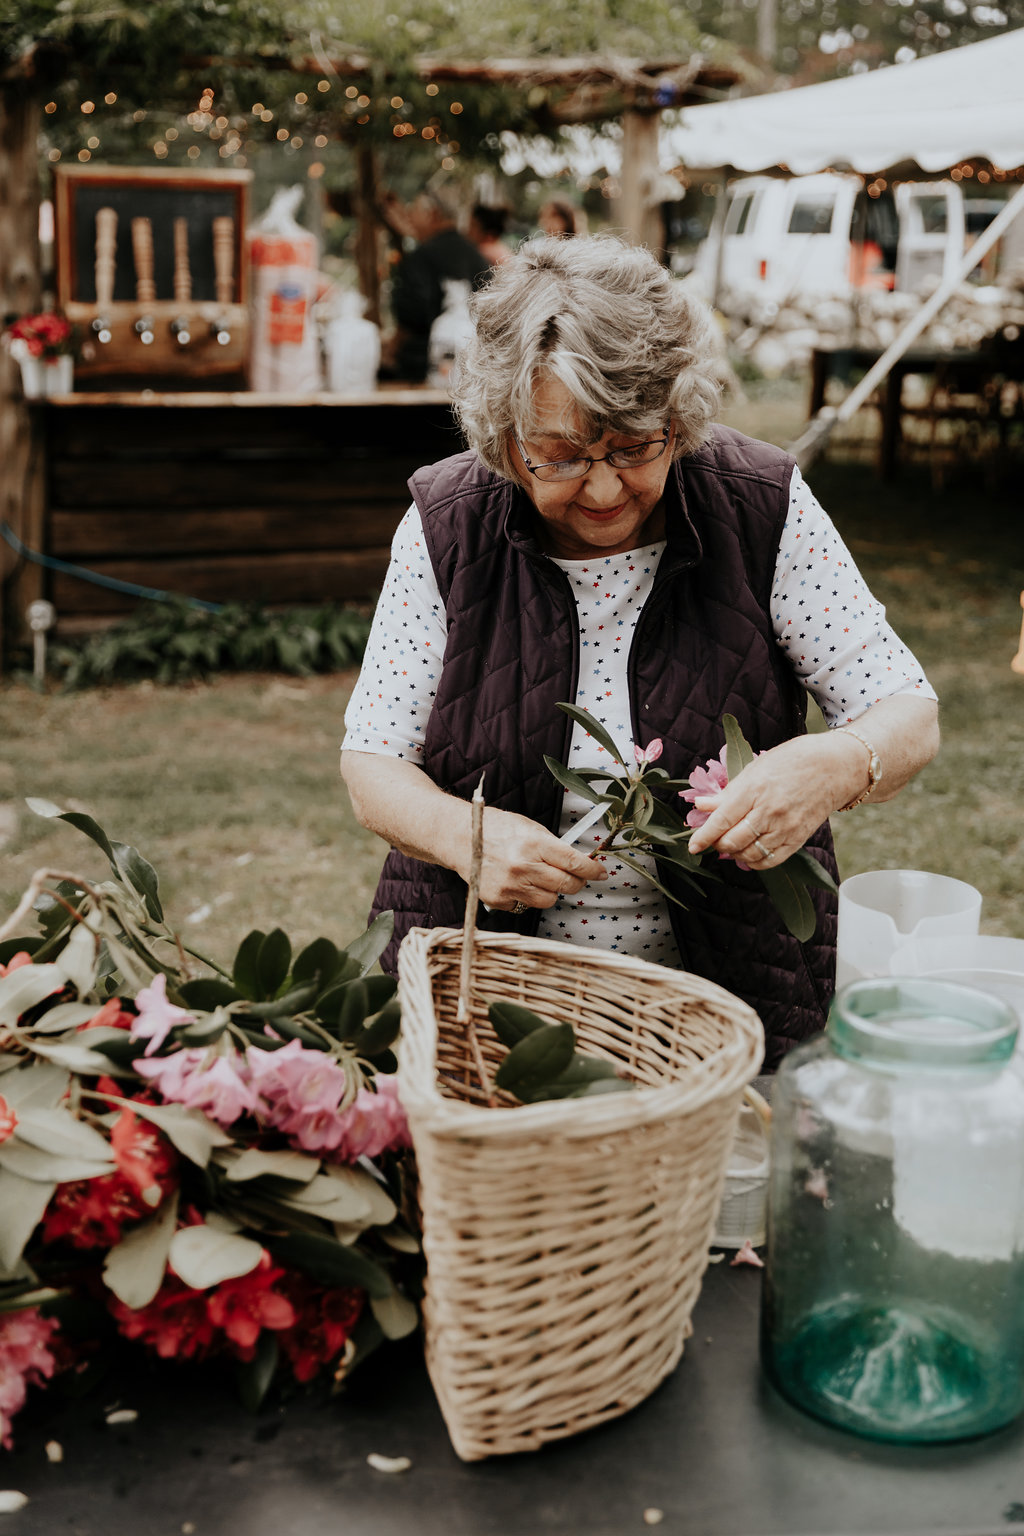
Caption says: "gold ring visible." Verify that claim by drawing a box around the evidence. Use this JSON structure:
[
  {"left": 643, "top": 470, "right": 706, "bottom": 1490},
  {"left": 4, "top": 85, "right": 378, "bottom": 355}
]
[
  {"left": 511, "top": 900, "right": 528, "bottom": 915},
  {"left": 753, "top": 838, "right": 774, "bottom": 861}
]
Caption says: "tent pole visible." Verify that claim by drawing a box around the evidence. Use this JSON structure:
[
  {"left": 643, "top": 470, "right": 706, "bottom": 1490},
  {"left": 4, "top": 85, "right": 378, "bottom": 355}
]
[{"left": 790, "top": 178, "right": 1024, "bottom": 471}]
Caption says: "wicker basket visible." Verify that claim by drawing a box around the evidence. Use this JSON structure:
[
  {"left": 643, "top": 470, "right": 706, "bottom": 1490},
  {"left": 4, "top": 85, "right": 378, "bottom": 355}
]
[{"left": 397, "top": 926, "right": 764, "bottom": 1460}]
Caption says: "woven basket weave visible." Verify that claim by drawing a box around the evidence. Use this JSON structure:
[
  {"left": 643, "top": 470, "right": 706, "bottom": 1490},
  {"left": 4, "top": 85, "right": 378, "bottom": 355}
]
[{"left": 397, "top": 926, "right": 764, "bottom": 1460}]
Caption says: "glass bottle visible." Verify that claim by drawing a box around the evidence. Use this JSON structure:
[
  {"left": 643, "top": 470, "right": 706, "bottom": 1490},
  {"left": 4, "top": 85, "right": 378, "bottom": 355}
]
[{"left": 762, "top": 976, "right": 1024, "bottom": 1443}]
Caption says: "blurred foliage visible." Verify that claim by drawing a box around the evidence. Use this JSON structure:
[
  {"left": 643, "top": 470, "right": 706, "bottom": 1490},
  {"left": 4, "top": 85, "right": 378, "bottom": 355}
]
[
  {"left": 681, "top": 0, "right": 1024, "bottom": 80},
  {"left": 42, "top": 598, "right": 372, "bottom": 689}
]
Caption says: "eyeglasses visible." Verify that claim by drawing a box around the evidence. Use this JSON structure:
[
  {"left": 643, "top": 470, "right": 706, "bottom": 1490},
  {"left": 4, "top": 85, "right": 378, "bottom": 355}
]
[{"left": 514, "top": 426, "right": 671, "bottom": 483}]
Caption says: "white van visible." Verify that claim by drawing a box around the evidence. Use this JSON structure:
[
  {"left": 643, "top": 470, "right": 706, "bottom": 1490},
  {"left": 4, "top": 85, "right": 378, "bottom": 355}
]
[{"left": 695, "top": 173, "right": 984, "bottom": 311}]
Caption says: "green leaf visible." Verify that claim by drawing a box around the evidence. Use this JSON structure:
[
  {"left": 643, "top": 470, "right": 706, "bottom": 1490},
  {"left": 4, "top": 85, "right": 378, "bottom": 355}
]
[
  {"left": 0, "top": 1141, "right": 114, "bottom": 1184},
  {"left": 222, "top": 1148, "right": 321, "bottom": 1184},
  {"left": 756, "top": 864, "right": 817, "bottom": 942},
  {"left": 494, "top": 1023, "right": 576, "bottom": 1101},
  {"left": 369, "top": 1287, "right": 419, "bottom": 1340},
  {"left": 235, "top": 1332, "right": 279, "bottom": 1412},
  {"left": 256, "top": 929, "right": 291, "bottom": 999},
  {"left": 27, "top": 799, "right": 116, "bottom": 863},
  {"left": 723, "top": 712, "right": 756, "bottom": 784},
  {"left": 0, "top": 1061, "right": 71, "bottom": 1111},
  {"left": 169, "top": 1223, "right": 264, "bottom": 1289},
  {"left": 536, "top": 1053, "right": 625, "bottom": 1098},
  {"left": 0, "top": 1168, "right": 57, "bottom": 1277},
  {"left": 232, "top": 930, "right": 266, "bottom": 1002},
  {"left": 13, "top": 1107, "right": 114, "bottom": 1162},
  {"left": 178, "top": 978, "right": 241, "bottom": 1011},
  {"left": 268, "top": 1233, "right": 391, "bottom": 1298},
  {"left": 0, "top": 937, "right": 44, "bottom": 967},
  {"left": 542, "top": 755, "right": 607, "bottom": 806},
  {"left": 613, "top": 849, "right": 693, "bottom": 908},
  {"left": 343, "top": 911, "right": 395, "bottom": 977},
  {"left": 177, "top": 1009, "right": 232, "bottom": 1047},
  {"left": 102, "top": 1191, "right": 179, "bottom": 1309},
  {"left": 241, "top": 981, "right": 320, "bottom": 1022},
  {"left": 0, "top": 964, "right": 66, "bottom": 1027},
  {"left": 567, "top": 1078, "right": 636, "bottom": 1099},
  {"left": 111, "top": 841, "right": 163, "bottom": 923},
  {"left": 350, "top": 998, "right": 402, "bottom": 1057},
  {"left": 786, "top": 846, "right": 839, "bottom": 895},
  {"left": 632, "top": 783, "right": 655, "bottom": 832},
  {"left": 555, "top": 702, "right": 627, "bottom": 766},
  {"left": 277, "top": 1170, "right": 373, "bottom": 1225},
  {"left": 110, "top": 1098, "right": 233, "bottom": 1167},
  {"left": 292, "top": 937, "right": 341, "bottom": 987},
  {"left": 28, "top": 1000, "right": 99, "bottom": 1034},
  {"left": 487, "top": 999, "right": 550, "bottom": 1049}
]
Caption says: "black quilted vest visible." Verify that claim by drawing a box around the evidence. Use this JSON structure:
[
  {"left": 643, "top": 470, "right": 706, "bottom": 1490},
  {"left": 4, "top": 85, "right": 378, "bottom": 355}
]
[{"left": 370, "top": 424, "right": 838, "bottom": 1068}]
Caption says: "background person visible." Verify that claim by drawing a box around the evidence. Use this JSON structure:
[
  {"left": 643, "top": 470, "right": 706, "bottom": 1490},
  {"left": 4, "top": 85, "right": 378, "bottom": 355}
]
[
  {"left": 538, "top": 198, "right": 586, "bottom": 237},
  {"left": 341, "top": 237, "right": 939, "bottom": 1068},
  {"left": 380, "top": 187, "right": 490, "bottom": 382},
  {"left": 468, "top": 203, "right": 512, "bottom": 267}
]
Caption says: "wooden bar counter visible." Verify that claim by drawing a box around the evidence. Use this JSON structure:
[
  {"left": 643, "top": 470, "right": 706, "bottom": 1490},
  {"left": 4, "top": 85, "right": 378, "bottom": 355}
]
[{"left": 32, "top": 387, "right": 462, "bottom": 631}]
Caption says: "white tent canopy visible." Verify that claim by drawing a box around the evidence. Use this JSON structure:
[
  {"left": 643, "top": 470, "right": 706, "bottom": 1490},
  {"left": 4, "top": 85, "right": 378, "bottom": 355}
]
[{"left": 662, "top": 27, "right": 1024, "bottom": 176}]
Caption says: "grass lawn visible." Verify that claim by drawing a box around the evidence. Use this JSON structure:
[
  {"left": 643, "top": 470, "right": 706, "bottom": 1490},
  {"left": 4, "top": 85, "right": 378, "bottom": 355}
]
[{"left": 2, "top": 375, "right": 1022, "bottom": 968}]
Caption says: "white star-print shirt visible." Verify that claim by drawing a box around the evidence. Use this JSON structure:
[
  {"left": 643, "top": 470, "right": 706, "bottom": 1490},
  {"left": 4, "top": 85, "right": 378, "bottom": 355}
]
[{"left": 342, "top": 466, "right": 936, "bottom": 965}]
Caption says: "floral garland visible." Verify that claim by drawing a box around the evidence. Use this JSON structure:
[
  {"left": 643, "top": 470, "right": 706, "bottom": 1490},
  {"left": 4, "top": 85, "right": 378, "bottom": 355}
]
[{"left": 0, "top": 801, "right": 418, "bottom": 1448}]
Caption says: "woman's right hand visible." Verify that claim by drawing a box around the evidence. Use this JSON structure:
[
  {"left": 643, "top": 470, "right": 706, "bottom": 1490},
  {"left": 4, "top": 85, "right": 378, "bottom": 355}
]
[{"left": 467, "top": 808, "right": 608, "bottom": 912}]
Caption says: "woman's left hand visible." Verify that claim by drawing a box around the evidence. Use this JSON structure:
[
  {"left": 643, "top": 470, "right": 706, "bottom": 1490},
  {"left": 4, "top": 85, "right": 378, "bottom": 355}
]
[{"left": 685, "top": 698, "right": 940, "bottom": 869}]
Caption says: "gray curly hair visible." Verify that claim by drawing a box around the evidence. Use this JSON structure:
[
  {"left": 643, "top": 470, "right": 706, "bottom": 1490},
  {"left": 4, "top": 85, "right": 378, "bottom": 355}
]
[{"left": 451, "top": 235, "right": 722, "bottom": 484}]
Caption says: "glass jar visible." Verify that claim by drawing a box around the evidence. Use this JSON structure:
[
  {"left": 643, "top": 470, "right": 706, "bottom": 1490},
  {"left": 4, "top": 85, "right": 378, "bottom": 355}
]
[{"left": 762, "top": 977, "right": 1024, "bottom": 1443}]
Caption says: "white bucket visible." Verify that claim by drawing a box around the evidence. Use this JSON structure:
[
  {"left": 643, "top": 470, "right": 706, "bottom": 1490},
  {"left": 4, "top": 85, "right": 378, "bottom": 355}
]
[
  {"left": 836, "top": 869, "right": 982, "bottom": 990},
  {"left": 890, "top": 935, "right": 1024, "bottom": 1033}
]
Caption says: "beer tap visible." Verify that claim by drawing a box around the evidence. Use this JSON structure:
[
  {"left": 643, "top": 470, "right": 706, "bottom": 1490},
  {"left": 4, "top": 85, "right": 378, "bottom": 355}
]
[
  {"left": 210, "top": 215, "right": 235, "bottom": 346},
  {"left": 131, "top": 217, "right": 156, "bottom": 343},
  {"left": 170, "top": 217, "right": 192, "bottom": 346},
  {"left": 92, "top": 206, "right": 117, "bottom": 344}
]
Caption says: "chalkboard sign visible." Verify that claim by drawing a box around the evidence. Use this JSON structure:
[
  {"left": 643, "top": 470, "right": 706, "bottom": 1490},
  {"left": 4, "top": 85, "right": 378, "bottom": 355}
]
[{"left": 55, "top": 165, "right": 251, "bottom": 307}]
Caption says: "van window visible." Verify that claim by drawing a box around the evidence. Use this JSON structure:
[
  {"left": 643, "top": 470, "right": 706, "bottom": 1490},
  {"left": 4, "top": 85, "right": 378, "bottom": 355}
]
[
  {"left": 910, "top": 195, "right": 949, "bottom": 234},
  {"left": 787, "top": 196, "right": 835, "bottom": 234},
  {"left": 725, "top": 192, "right": 757, "bottom": 236}
]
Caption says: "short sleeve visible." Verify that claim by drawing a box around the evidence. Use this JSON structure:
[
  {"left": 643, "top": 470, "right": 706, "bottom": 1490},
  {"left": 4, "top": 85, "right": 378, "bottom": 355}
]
[
  {"left": 341, "top": 505, "right": 446, "bottom": 760},
  {"left": 772, "top": 467, "right": 937, "bottom": 725}
]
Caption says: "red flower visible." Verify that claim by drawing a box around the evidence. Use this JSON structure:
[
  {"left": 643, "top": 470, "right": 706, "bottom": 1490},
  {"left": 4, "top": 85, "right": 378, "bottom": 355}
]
[
  {"left": 0, "top": 1096, "right": 17, "bottom": 1145},
  {"left": 275, "top": 1271, "right": 364, "bottom": 1383},
  {"left": 205, "top": 1253, "right": 296, "bottom": 1358},
  {"left": 5, "top": 312, "right": 72, "bottom": 359},
  {"left": 109, "top": 1274, "right": 218, "bottom": 1360},
  {"left": 41, "top": 1113, "right": 178, "bottom": 1250},
  {"left": 78, "top": 997, "right": 135, "bottom": 1032}
]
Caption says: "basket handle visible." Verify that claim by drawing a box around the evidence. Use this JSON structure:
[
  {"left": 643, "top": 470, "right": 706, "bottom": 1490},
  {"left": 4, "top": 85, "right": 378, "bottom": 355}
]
[
  {"left": 456, "top": 774, "right": 495, "bottom": 1102},
  {"left": 743, "top": 1084, "right": 772, "bottom": 1128}
]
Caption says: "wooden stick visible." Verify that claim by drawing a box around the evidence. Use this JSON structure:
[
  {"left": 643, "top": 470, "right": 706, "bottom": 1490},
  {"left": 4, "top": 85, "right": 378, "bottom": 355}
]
[
  {"left": 1013, "top": 591, "right": 1024, "bottom": 676},
  {"left": 131, "top": 217, "right": 156, "bottom": 304},
  {"left": 94, "top": 207, "right": 118, "bottom": 311},
  {"left": 173, "top": 217, "right": 192, "bottom": 303},
  {"left": 456, "top": 774, "right": 494, "bottom": 1101}
]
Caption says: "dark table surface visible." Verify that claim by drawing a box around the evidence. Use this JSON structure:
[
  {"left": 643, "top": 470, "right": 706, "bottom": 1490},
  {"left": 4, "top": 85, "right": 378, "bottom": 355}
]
[{"left": 5, "top": 1259, "right": 1024, "bottom": 1536}]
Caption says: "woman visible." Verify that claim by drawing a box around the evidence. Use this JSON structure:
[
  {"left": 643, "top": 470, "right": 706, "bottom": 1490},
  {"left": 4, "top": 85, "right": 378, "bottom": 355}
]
[
  {"left": 538, "top": 198, "right": 585, "bottom": 238},
  {"left": 341, "top": 237, "right": 938, "bottom": 1067}
]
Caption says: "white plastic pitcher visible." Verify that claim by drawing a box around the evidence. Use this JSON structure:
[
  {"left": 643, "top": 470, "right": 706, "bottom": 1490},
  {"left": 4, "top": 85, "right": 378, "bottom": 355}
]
[
  {"left": 890, "top": 934, "right": 1024, "bottom": 1034},
  {"left": 835, "top": 869, "right": 981, "bottom": 990}
]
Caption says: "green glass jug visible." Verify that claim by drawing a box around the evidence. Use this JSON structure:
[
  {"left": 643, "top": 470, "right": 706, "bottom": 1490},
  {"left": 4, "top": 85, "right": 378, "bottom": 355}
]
[{"left": 762, "top": 976, "right": 1024, "bottom": 1442}]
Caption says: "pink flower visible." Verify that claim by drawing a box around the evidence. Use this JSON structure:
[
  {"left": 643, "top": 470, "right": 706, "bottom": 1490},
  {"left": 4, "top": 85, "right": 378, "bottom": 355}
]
[
  {"left": 134, "top": 1048, "right": 259, "bottom": 1127},
  {"left": 247, "top": 1040, "right": 348, "bottom": 1127},
  {"left": 679, "top": 746, "right": 751, "bottom": 869},
  {"left": 129, "top": 973, "right": 195, "bottom": 1056},
  {"left": 0, "top": 951, "right": 32, "bottom": 978},
  {"left": 730, "top": 1238, "right": 765, "bottom": 1269},
  {"left": 633, "top": 738, "right": 663, "bottom": 767},
  {"left": 0, "top": 1096, "right": 17, "bottom": 1144},
  {"left": 328, "top": 1077, "right": 412, "bottom": 1164},
  {"left": 0, "top": 1308, "right": 60, "bottom": 1450}
]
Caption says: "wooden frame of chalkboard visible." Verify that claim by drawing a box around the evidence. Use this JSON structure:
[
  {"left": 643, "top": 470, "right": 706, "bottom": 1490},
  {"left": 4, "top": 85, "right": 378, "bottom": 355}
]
[{"left": 53, "top": 164, "right": 252, "bottom": 382}]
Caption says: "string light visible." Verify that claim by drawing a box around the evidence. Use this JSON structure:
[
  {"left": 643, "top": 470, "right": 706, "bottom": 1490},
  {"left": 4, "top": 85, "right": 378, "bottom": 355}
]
[
  {"left": 47, "top": 148, "right": 61, "bottom": 162},
  {"left": 314, "top": 134, "right": 328, "bottom": 147},
  {"left": 187, "top": 145, "right": 200, "bottom": 159},
  {"left": 308, "top": 161, "right": 324, "bottom": 178},
  {"left": 166, "top": 127, "right": 178, "bottom": 140},
  {"left": 450, "top": 101, "right": 463, "bottom": 114},
  {"left": 317, "top": 80, "right": 330, "bottom": 92},
  {"left": 295, "top": 91, "right": 308, "bottom": 104},
  {"left": 346, "top": 86, "right": 358, "bottom": 98},
  {"left": 391, "top": 96, "right": 404, "bottom": 108},
  {"left": 290, "top": 136, "right": 303, "bottom": 148},
  {"left": 81, "top": 100, "right": 95, "bottom": 114},
  {"left": 78, "top": 148, "right": 91, "bottom": 161},
  {"left": 44, "top": 101, "right": 56, "bottom": 114},
  {"left": 276, "top": 127, "right": 289, "bottom": 140},
  {"left": 104, "top": 92, "right": 117, "bottom": 105},
  {"left": 426, "top": 83, "right": 439, "bottom": 96}
]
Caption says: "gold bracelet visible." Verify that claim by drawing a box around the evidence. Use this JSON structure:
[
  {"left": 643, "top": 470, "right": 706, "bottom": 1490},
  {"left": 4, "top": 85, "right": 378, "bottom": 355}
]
[{"left": 836, "top": 726, "right": 883, "bottom": 811}]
